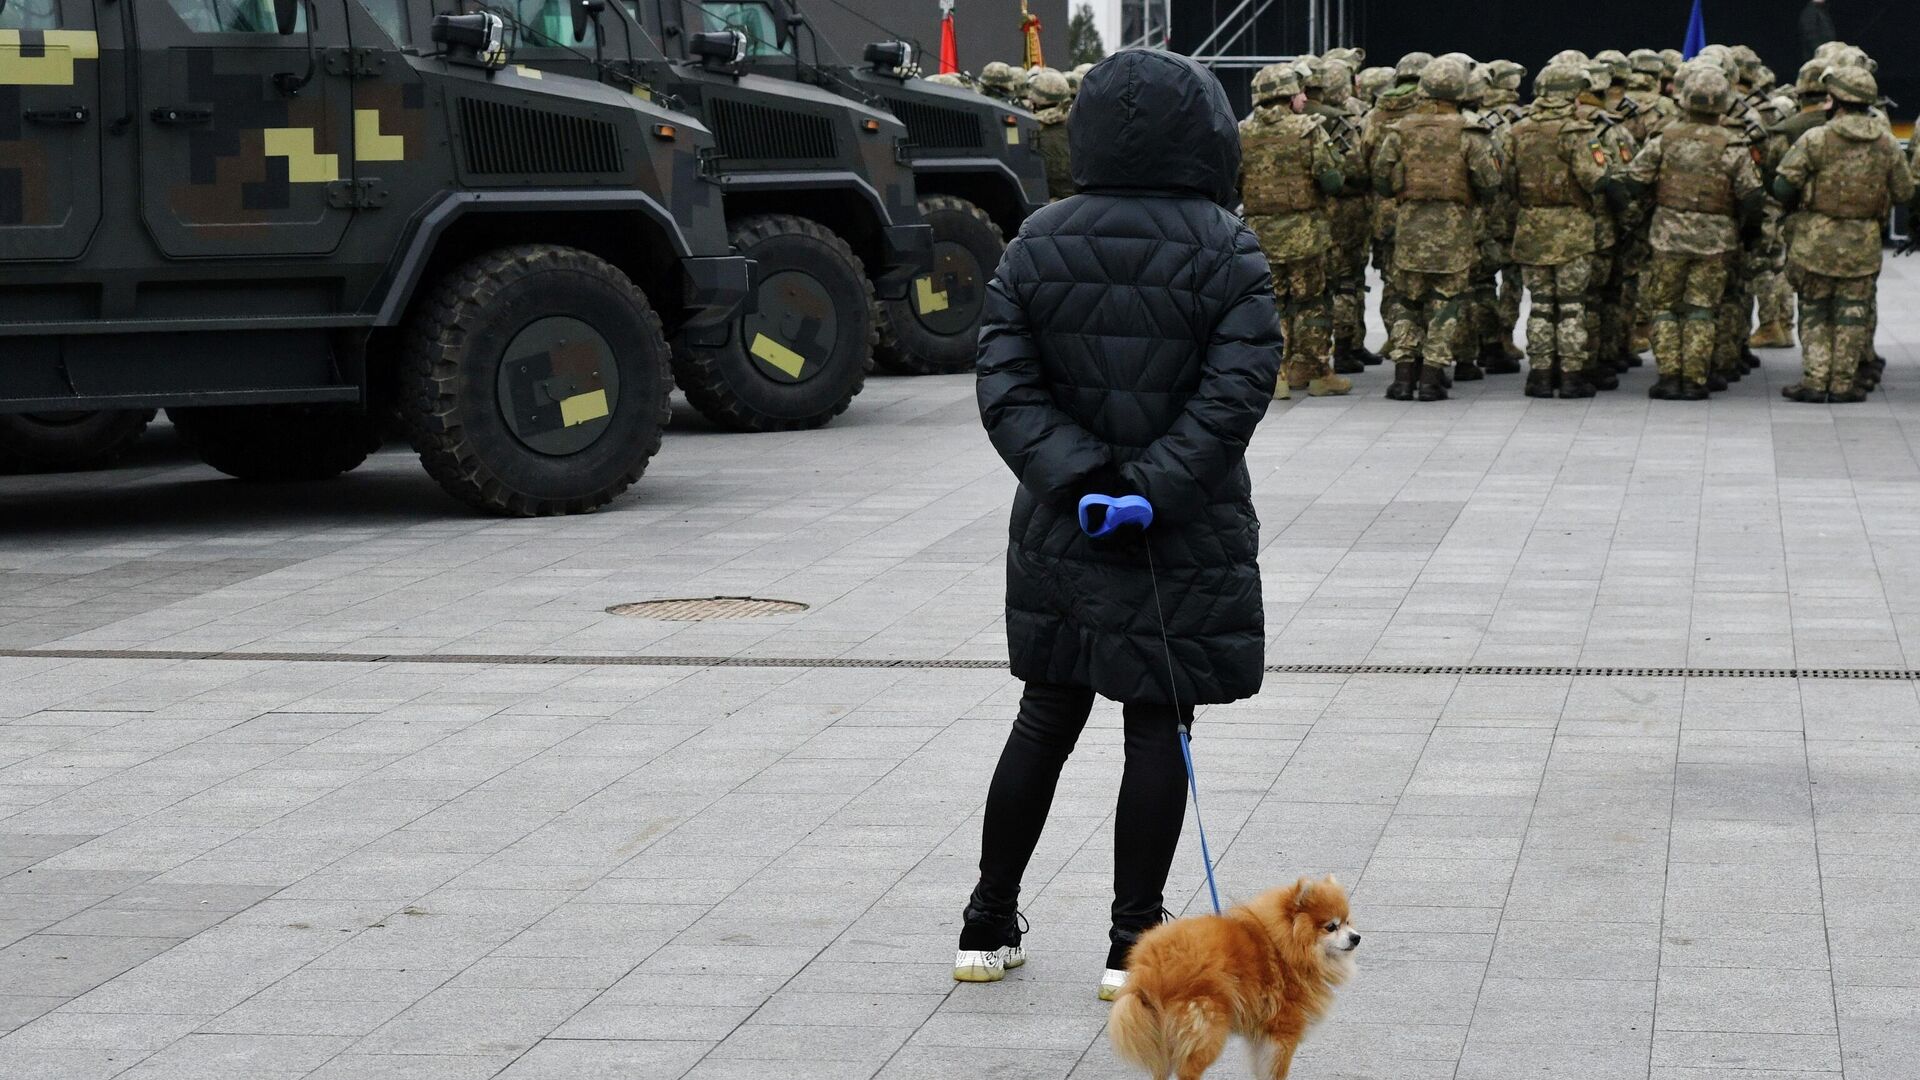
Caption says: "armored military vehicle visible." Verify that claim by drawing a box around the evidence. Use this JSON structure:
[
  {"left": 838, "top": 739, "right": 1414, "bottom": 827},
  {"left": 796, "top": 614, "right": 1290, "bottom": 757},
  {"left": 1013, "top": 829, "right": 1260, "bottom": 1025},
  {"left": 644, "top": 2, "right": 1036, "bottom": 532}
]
[
  {"left": 0, "top": 0, "right": 748, "bottom": 513},
  {"left": 503, "top": 0, "right": 941, "bottom": 424}
]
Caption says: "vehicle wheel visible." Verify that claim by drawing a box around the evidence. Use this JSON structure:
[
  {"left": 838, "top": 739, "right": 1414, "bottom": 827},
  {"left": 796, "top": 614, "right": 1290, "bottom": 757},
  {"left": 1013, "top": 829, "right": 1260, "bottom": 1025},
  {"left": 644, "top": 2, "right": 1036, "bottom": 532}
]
[
  {"left": 400, "top": 243, "right": 671, "bottom": 516},
  {"left": 673, "top": 214, "right": 874, "bottom": 431},
  {"left": 0, "top": 410, "right": 153, "bottom": 473},
  {"left": 874, "top": 196, "right": 1004, "bottom": 376},
  {"left": 169, "top": 405, "right": 380, "bottom": 481}
]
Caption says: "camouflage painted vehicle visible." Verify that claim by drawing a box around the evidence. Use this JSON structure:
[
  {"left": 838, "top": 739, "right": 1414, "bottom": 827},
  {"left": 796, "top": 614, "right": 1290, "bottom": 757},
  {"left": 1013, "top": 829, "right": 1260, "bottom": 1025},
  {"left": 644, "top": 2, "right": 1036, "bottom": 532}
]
[
  {"left": 732, "top": 0, "right": 1049, "bottom": 375},
  {"left": 504, "top": 0, "right": 940, "bottom": 425},
  {"left": 0, "top": 0, "right": 749, "bottom": 513}
]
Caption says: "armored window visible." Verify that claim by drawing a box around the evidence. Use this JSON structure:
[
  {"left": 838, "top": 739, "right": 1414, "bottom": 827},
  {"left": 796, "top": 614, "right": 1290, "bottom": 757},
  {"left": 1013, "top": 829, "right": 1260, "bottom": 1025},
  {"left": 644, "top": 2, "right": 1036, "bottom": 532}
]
[
  {"left": 359, "top": 0, "right": 409, "bottom": 44},
  {"left": 700, "top": 2, "right": 789, "bottom": 58},
  {"left": 0, "top": 0, "right": 61, "bottom": 29},
  {"left": 165, "top": 0, "right": 307, "bottom": 33},
  {"left": 506, "top": 0, "right": 595, "bottom": 46}
]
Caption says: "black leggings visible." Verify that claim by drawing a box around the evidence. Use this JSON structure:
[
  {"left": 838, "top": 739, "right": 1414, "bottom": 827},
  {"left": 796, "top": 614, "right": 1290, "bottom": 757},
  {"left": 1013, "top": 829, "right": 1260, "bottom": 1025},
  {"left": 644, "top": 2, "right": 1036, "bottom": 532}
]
[{"left": 973, "top": 680, "right": 1191, "bottom": 937}]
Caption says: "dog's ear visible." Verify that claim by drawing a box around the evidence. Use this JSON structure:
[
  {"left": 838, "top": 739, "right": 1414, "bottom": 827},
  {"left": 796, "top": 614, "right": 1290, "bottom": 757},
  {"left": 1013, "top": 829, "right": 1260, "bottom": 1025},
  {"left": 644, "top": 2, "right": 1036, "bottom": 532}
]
[
  {"left": 1324, "top": 873, "right": 1339, "bottom": 886},
  {"left": 1293, "top": 877, "right": 1318, "bottom": 912}
]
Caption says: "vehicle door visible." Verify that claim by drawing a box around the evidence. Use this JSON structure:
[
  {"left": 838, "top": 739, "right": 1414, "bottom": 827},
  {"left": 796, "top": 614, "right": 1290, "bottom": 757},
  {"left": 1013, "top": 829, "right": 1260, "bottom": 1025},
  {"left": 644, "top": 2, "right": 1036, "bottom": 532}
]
[{"left": 0, "top": 0, "right": 104, "bottom": 260}]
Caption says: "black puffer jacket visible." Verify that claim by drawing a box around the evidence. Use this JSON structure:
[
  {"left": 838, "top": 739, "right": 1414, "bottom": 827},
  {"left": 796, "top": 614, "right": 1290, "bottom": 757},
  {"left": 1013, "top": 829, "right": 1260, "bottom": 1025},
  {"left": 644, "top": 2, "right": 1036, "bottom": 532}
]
[{"left": 977, "top": 49, "right": 1281, "bottom": 706}]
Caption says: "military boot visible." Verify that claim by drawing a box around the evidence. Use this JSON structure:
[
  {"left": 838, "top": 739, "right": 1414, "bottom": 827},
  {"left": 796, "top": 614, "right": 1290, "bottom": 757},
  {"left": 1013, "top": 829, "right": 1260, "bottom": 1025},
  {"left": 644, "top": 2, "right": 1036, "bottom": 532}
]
[
  {"left": 1677, "top": 379, "right": 1710, "bottom": 401},
  {"left": 1502, "top": 339, "right": 1526, "bottom": 363},
  {"left": 1416, "top": 364, "right": 1450, "bottom": 402},
  {"left": 1705, "top": 372, "right": 1729, "bottom": 393},
  {"left": 1558, "top": 370, "right": 1596, "bottom": 399},
  {"left": 1524, "top": 369, "right": 1555, "bottom": 398},
  {"left": 1333, "top": 342, "right": 1366, "bottom": 375},
  {"left": 1482, "top": 341, "right": 1521, "bottom": 375},
  {"left": 1274, "top": 375, "right": 1292, "bottom": 400},
  {"left": 1648, "top": 374, "right": 1682, "bottom": 400},
  {"left": 1786, "top": 385, "right": 1828, "bottom": 403},
  {"left": 1749, "top": 321, "right": 1793, "bottom": 348},
  {"left": 1308, "top": 373, "right": 1354, "bottom": 396},
  {"left": 1631, "top": 324, "right": 1653, "bottom": 355},
  {"left": 1385, "top": 361, "right": 1419, "bottom": 400},
  {"left": 1742, "top": 346, "right": 1762, "bottom": 371},
  {"left": 1588, "top": 364, "right": 1620, "bottom": 391},
  {"left": 1828, "top": 384, "right": 1867, "bottom": 404},
  {"left": 1621, "top": 348, "right": 1645, "bottom": 369},
  {"left": 1454, "top": 358, "right": 1485, "bottom": 382},
  {"left": 1354, "top": 343, "right": 1386, "bottom": 366}
]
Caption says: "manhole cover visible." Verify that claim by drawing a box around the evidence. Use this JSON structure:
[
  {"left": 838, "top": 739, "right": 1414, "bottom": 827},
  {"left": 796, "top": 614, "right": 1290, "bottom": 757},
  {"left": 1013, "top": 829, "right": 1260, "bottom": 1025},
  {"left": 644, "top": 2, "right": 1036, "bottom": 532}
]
[{"left": 605, "top": 597, "right": 809, "bottom": 620}]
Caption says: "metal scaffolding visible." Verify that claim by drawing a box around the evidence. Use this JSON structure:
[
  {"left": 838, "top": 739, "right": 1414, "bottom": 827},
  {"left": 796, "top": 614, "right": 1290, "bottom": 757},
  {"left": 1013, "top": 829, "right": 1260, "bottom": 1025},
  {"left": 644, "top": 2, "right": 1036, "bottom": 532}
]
[{"left": 1179, "top": 0, "right": 1357, "bottom": 68}]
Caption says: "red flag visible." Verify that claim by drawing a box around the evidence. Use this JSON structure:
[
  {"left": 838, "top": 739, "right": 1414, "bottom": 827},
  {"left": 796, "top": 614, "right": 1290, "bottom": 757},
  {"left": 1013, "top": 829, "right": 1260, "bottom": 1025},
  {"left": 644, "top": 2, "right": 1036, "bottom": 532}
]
[{"left": 939, "top": 1, "right": 958, "bottom": 74}]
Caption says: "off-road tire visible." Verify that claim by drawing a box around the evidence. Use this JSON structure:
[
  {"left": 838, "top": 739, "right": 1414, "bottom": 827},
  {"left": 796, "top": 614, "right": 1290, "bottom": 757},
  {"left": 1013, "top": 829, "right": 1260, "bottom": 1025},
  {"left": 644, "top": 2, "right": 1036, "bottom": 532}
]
[
  {"left": 0, "top": 410, "right": 153, "bottom": 473},
  {"left": 169, "top": 405, "right": 379, "bottom": 481},
  {"left": 875, "top": 196, "right": 1005, "bottom": 376},
  {"left": 673, "top": 214, "right": 874, "bottom": 431},
  {"left": 399, "top": 244, "right": 671, "bottom": 516}
]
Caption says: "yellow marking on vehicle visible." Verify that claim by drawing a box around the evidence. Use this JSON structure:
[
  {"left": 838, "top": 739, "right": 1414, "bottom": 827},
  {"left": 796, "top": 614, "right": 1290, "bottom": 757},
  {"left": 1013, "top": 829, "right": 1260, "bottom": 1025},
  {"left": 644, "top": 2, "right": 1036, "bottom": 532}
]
[
  {"left": 262, "top": 127, "right": 340, "bottom": 183},
  {"left": 1005, "top": 127, "right": 1020, "bottom": 145},
  {"left": 632, "top": 85, "right": 653, "bottom": 101},
  {"left": 354, "top": 109, "right": 405, "bottom": 161},
  {"left": 750, "top": 333, "right": 807, "bottom": 378},
  {"left": 915, "top": 276, "right": 949, "bottom": 315},
  {"left": 0, "top": 29, "right": 98, "bottom": 86},
  {"left": 559, "top": 389, "right": 610, "bottom": 427},
  {"left": 514, "top": 64, "right": 544, "bottom": 79}
]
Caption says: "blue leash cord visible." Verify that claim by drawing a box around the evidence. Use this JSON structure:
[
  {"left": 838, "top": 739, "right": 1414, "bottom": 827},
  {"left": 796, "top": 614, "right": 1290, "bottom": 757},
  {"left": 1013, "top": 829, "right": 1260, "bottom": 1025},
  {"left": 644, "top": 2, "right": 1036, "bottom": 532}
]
[
  {"left": 1145, "top": 541, "right": 1223, "bottom": 916},
  {"left": 1178, "top": 722, "right": 1222, "bottom": 915}
]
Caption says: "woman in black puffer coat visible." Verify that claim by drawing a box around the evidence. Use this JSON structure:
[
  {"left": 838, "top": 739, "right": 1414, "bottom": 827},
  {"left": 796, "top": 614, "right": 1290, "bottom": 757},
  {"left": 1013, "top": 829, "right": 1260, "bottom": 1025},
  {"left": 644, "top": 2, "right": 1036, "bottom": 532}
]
[{"left": 953, "top": 49, "right": 1281, "bottom": 999}]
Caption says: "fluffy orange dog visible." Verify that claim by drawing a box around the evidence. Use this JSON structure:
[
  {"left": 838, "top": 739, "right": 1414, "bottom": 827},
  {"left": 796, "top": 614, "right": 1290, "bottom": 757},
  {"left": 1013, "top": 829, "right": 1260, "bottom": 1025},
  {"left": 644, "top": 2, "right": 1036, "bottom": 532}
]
[{"left": 1107, "top": 875, "right": 1359, "bottom": 1079}]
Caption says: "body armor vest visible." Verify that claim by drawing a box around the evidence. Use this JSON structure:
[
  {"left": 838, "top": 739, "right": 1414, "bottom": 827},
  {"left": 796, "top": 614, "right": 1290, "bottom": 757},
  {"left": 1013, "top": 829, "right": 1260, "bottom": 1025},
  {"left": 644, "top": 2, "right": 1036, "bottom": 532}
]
[
  {"left": 1513, "top": 119, "right": 1589, "bottom": 209},
  {"left": 1655, "top": 123, "right": 1736, "bottom": 215},
  {"left": 1241, "top": 118, "right": 1323, "bottom": 215},
  {"left": 1808, "top": 133, "right": 1893, "bottom": 220},
  {"left": 1396, "top": 113, "right": 1471, "bottom": 204}
]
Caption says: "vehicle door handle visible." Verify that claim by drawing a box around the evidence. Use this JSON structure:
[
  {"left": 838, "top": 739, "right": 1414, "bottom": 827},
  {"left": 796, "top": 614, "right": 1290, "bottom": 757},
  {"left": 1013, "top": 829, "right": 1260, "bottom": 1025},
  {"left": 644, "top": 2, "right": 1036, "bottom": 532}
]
[
  {"left": 150, "top": 107, "right": 213, "bottom": 125},
  {"left": 26, "top": 106, "right": 90, "bottom": 124}
]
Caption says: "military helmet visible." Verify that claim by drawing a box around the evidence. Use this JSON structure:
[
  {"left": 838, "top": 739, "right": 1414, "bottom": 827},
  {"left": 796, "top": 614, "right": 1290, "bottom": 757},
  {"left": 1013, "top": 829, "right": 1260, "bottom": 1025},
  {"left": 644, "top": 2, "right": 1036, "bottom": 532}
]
[
  {"left": 1658, "top": 48, "right": 1683, "bottom": 77},
  {"left": 1063, "top": 67, "right": 1083, "bottom": 94},
  {"left": 1028, "top": 67, "right": 1071, "bottom": 107},
  {"left": 1252, "top": 62, "right": 1304, "bottom": 105},
  {"left": 1307, "top": 56, "right": 1355, "bottom": 93},
  {"left": 1534, "top": 62, "right": 1588, "bottom": 97},
  {"left": 1418, "top": 56, "right": 1471, "bottom": 102},
  {"left": 1728, "top": 44, "right": 1760, "bottom": 79},
  {"left": 1832, "top": 45, "right": 1877, "bottom": 75},
  {"left": 1485, "top": 59, "right": 1527, "bottom": 92},
  {"left": 1813, "top": 40, "right": 1847, "bottom": 61},
  {"left": 1440, "top": 51, "right": 1476, "bottom": 69},
  {"left": 1681, "top": 66, "right": 1733, "bottom": 116},
  {"left": 1548, "top": 49, "right": 1589, "bottom": 68},
  {"left": 1595, "top": 49, "right": 1630, "bottom": 80},
  {"left": 1072, "top": 62, "right": 1093, "bottom": 77},
  {"left": 1325, "top": 46, "right": 1365, "bottom": 68},
  {"left": 1395, "top": 51, "right": 1434, "bottom": 83},
  {"left": 1464, "top": 64, "right": 1492, "bottom": 106},
  {"left": 1628, "top": 48, "right": 1664, "bottom": 78},
  {"left": 1823, "top": 64, "right": 1877, "bottom": 105},
  {"left": 979, "top": 60, "right": 1016, "bottom": 94},
  {"left": 926, "top": 72, "right": 972, "bottom": 89},
  {"left": 1794, "top": 59, "right": 1827, "bottom": 96},
  {"left": 1751, "top": 64, "right": 1775, "bottom": 92},
  {"left": 1356, "top": 65, "right": 1395, "bottom": 104},
  {"left": 1696, "top": 44, "right": 1740, "bottom": 82}
]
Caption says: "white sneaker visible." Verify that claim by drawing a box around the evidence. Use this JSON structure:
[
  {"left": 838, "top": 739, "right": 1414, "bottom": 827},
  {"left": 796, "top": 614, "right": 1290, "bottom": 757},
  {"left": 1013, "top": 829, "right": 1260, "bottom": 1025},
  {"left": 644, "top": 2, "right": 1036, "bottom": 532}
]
[
  {"left": 1098, "top": 967, "right": 1128, "bottom": 1001},
  {"left": 953, "top": 944, "right": 1024, "bottom": 982}
]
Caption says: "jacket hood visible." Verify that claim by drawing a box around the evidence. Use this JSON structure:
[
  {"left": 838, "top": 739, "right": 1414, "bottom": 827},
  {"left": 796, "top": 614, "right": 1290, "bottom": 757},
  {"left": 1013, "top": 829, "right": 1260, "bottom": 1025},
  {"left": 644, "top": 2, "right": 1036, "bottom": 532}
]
[{"left": 1069, "top": 49, "right": 1241, "bottom": 205}]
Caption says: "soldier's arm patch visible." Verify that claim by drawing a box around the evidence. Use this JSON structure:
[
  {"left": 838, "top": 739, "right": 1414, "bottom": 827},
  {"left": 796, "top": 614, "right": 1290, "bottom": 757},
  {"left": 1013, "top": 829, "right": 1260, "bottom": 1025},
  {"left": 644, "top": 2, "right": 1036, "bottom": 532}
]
[{"left": 1592, "top": 143, "right": 1608, "bottom": 166}]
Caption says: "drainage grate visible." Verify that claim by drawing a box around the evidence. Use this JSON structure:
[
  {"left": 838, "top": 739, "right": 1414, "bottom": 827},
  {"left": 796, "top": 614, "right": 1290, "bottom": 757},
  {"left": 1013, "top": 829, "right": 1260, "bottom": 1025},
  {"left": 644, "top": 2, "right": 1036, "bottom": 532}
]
[
  {"left": 6, "top": 648, "right": 1920, "bottom": 680},
  {"left": 605, "top": 597, "right": 809, "bottom": 620}
]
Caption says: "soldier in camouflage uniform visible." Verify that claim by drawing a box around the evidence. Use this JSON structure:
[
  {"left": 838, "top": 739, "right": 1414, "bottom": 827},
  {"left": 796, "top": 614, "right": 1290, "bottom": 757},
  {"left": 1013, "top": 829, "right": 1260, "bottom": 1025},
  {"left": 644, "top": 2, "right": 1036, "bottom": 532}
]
[
  {"left": 1573, "top": 55, "right": 1637, "bottom": 388},
  {"left": 979, "top": 61, "right": 1025, "bottom": 106},
  {"left": 1241, "top": 64, "right": 1349, "bottom": 398},
  {"left": 1624, "top": 49, "right": 1681, "bottom": 357},
  {"left": 1754, "top": 59, "right": 1832, "bottom": 353},
  {"left": 1482, "top": 59, "right": 1531, "bottom": 373},
  {"left": 1693, "top": 47, "right": 1769, "bottom": 387},
  {"left": 1372, "top": 57, "right": 1503, "bottom": 401},
  {"left": 1303, "top": 57, "right": 1379, "bottom": 374},
  {"left": 1362, "top": 53, "right": 1433, "bottom": 383},
  {"left": 1029, "top": 69, "right": 1076, "bottom": 202},
  {"left": 1774, "top": 66, "right": 1914, "bottom": 402},
  {"left": 1619, "top": 66, "right": 1764, "bottom": 400},
  {"left": 1509, "top": 63, "right": 1611, "bottom": 398},
  {"left": 1067, "top": 62, "right": 1093, "bottom": 95},
  {"left": 927, "top": 72, "right": 975, "bottom": 90},
  {"left": 1453, "top": 57, "right": 1513, "bottom": 381}
]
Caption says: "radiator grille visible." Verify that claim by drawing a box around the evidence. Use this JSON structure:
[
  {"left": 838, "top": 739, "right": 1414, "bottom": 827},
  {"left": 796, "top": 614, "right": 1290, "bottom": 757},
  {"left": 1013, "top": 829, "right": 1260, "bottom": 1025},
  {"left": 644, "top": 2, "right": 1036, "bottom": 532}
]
[
  {"left": 885, "top": 96, "right": 984, "bottom": 150},
  {"left": 707, "top": 97, "right": 838, "bottom": 162},
  {"left": 457, "top": 97, "right": 624, "bottom": 175}
]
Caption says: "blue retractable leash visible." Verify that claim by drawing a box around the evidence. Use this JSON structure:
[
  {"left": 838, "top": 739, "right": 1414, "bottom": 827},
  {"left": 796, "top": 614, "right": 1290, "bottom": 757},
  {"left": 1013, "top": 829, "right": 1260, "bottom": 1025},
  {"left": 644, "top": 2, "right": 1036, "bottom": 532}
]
[{"left": 1078, "top": 493, "right": 1224, "bottom": 916}]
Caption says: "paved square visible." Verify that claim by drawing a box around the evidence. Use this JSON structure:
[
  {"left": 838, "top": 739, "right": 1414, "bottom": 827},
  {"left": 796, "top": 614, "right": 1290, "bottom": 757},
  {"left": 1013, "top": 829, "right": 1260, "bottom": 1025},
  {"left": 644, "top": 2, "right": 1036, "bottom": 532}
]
[{"left": 2, "top": 262, "right": 1919, "bottom": 1078}]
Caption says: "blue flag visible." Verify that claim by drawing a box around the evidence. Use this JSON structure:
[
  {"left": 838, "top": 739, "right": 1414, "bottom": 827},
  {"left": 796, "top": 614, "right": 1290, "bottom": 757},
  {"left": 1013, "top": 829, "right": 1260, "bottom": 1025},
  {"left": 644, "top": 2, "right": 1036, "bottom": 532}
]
[{"left": 1683, "top": 0, "right": 1707, "bottom": 59}]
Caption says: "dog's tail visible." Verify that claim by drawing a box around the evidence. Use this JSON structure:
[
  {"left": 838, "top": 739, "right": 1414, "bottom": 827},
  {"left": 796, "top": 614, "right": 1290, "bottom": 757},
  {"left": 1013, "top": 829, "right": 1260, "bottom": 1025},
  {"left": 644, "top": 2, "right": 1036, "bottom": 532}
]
[{"left": 1106, "top": 988, "right": 1174, "bottom": 1078}]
